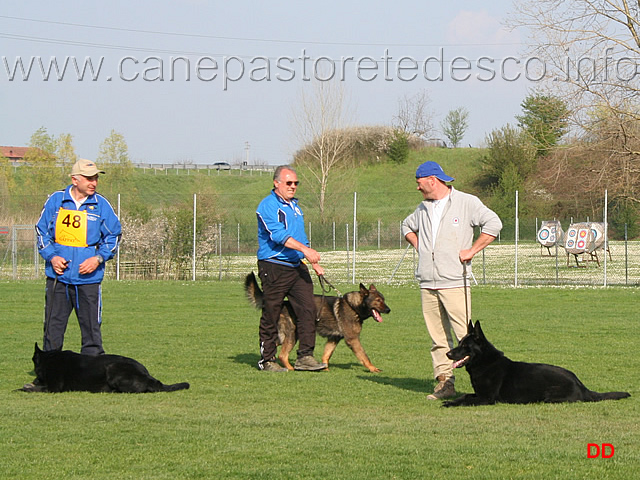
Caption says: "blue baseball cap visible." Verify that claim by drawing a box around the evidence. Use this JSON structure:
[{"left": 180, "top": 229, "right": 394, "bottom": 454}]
[{"left": 415, "top": 161, "right": 455, "bottom": 182}]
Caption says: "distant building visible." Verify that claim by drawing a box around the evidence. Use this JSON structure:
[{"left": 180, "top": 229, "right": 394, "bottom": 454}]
[{"left": 0, "top": 146, "right": 30, "bottom": 164}]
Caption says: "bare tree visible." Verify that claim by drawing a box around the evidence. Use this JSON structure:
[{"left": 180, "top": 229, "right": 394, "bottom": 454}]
[
  {"left": 292, "top": 80, "right": 352, "bottom": 219},
  {"left": 510, "top": 1, "right": 639, "bottom": 126},
  {"left": 393, "top": 89, "right": 435, "bottom": 140},
  {"left": 510, "top": 0, "right": 640, "bottom": 206}
]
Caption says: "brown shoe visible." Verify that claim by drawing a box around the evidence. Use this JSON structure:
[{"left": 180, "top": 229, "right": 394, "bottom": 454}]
[
  {"left": 260, "top": 361, "right": 288, "bottom": 372},
  {"left": 427, "top": 375, "right": 456, "bottom": 400},
  {"left": 294, "top": 355, "right": 327, "bottom": 371}
]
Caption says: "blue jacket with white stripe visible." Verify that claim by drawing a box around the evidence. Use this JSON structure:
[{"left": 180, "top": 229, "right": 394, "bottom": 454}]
[
  {"left": 36, "top": 185, "right": 122, "bottom": 284},
  {"left": 256, "top": 190, "right": 308, "bottom": 266}
]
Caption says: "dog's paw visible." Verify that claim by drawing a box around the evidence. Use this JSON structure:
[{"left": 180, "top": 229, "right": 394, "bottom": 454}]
[{"left": 18, "top": 382, "right": 46, "bottom": 393}]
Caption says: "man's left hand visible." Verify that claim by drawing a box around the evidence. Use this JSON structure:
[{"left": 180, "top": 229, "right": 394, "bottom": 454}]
[
  {"left": 459, "top": 249, "right": 475, "bottom": 263},
  {"left": 78, "top": 256, "right": 101, "bottom": 275}
]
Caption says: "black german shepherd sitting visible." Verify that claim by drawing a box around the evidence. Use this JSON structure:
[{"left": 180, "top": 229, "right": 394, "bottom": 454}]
[
  {"left": 20, "top": 343, "right": 190, "bottom": 393},
  {"left": 245, "top": 272, "right": 390, "bottom": 372},
  {"left": 443, "top": 321, "right": 630, "bottom": 407}
]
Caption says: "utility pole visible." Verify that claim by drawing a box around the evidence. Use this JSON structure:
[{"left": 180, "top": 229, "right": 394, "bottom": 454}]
[{"left": 244, "top": 141, "right": 250, "bottom": 166}]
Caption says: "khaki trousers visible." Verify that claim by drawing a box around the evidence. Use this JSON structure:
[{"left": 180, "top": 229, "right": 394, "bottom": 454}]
[{"left": 420, "top": 287, "right": 470, "bottom": 381}]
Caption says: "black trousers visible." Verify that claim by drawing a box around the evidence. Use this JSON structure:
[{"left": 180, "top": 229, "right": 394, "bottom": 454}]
[
  {"left": 257, "top": 261, "right": 317, "bottom": 365},
  {"left": 43, "top": 278, "right": 104, "bottom": 355}
]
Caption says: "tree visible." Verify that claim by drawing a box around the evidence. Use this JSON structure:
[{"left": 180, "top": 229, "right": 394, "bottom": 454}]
[
  {"left": 478, "top": 125, "right": 538, "bottom": 217},
  {"left": 97, "top": 130, "right": 134, "bottom": 187},
  {"left": 292, "top": 79, "right": 352, "bottom": 219},
  {"left": 511, "top": 0, "right": 640, "bottom": 221},
  {"left": 28, "top": 126, "right": 57, "bottom": 155},
  {"left": 516, "top": 93, "right": 569, "bottom": 156},
  {"left": 24, "top": 127, "right": 63, "bottom": 193},
  {"left": 537, "top": 109, "right": 640, "bottom": 225},
  {"left": 387, "top": 129, "right": 410, "bottom": 164},
  {"left": 440, "top": 107, "right": 469, "bottom": 148},
  {"left": 57, "top": 133, "right": 78, "bottom": 167},
  {"left": 0, "top": 153, "right": 14, "bottom": 212},
  {"left": 393, "top": 89, "right": 435, "bottom": 140},
  {"left": 510, "top": 1, "right": 640, "bottom": 151},
  {"left": 510, "top": 1, "right": 639, "bottom": 116}
]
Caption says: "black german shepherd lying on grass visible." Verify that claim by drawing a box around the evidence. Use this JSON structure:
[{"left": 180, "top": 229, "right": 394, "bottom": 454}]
[
  {"left": 244, "top": 272, "right": 390, "bottom": 372},
  {"left": 20, "top": 343, "right": 190, "bottom": 393},
  {"left": 443, "top": 321, "right": 630, "bottom": 407}
]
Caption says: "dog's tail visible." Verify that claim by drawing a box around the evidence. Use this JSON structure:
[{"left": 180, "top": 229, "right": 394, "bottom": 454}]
[
  {"left": 587, "top": 390, "right": 631, "bottom": 402},
  {"left": 244, "top": 272, "right": 264, "bottom": 309},
  {"left": 163, "top": 382, "right": 190, "bottom": 392}
]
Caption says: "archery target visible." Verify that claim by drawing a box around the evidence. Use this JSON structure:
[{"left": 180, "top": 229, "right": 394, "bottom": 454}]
[
  {"left": 537, "top": 221, "right": 563, "bottom": 247},
  {"left": 589, "top": 222, "right": 606, "bottom": 250},
  {"left": 565, "top": 223, "right": 593, "bottom": 254}
]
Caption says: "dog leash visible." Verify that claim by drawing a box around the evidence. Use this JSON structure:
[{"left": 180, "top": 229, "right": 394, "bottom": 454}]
[
  {"left": 462, "top": 261, "right": 470, "bottom": 324},
  {"left": 317, "top": 274, "right": 343, "bottom": 297},
  {"left": 316, "top": 274, "right": 342, "bottom": 323}
]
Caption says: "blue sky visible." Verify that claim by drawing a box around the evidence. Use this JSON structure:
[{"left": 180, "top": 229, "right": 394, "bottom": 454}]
[{"left": 1, "top": 0, "right": 535, "bottom": 165}]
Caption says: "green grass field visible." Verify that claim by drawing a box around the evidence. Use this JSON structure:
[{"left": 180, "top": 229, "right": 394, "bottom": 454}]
[{"left": 1, "top": 280, "right": 638, "bottom": 479}]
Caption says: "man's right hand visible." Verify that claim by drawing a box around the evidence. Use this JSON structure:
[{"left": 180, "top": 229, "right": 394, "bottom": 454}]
[
  {"left": 302, "top": 246, "right": 321, "bottom": 265},
  {"left": 51, "top": 256, "right": 69, "bottom": 275}
]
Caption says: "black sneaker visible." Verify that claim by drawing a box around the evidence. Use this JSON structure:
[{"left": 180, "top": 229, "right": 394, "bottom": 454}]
[
  {"left": 294, "top": 356, "right": 327, "bottom": 371},
  {"left": 260, "top": 361, "right": 288, "bottom": 372}
]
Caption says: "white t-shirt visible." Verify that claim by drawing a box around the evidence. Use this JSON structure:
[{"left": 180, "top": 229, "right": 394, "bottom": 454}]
[{"left": 431, "top": 194, "right": 449, "bottom": 248}]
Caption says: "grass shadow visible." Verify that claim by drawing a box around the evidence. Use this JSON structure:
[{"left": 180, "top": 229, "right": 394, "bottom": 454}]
[
  {"left": 231, "top": 353, "right": 261, "bottom": 368},
  {"left": 358, "top": 375, "right": 435, "bottom": 394}
]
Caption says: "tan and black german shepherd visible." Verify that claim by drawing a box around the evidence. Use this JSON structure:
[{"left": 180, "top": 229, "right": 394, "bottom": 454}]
[{"left": 244, "top": 272, "right": 390, "bottom": 372}]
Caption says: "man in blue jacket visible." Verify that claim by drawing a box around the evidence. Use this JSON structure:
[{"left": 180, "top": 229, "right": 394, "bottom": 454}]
[
  {"left": 255, "top": 165, "right": 326, "bottom": 372},
  {"left": 35, "top": 158, "right": 121, "bottom": 356}
]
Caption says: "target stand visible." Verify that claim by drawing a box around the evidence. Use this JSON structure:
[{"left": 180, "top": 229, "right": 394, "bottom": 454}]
[
  {"left": 536, "top": 220, "right": 564, "bottom": 257},
  {"left": 564, "top": 222, "right": 611, "bottom": 267},
  {"left": 583, "top": 222, "right": 612, "bottom": 267}
]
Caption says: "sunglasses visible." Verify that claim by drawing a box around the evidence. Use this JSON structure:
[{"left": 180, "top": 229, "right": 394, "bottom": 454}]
[{"left": 281, "top": 181, "right": 299, "bottom": 186}]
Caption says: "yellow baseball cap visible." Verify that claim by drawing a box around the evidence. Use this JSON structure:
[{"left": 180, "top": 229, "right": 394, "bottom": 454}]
[{"left": 70, "top": 159, "right": 105, "bottom": 177}]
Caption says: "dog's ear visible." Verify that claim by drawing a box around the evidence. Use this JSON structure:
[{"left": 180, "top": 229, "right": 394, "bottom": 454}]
[
  {"left": 474, "top": 321, "right": 486, "bottom": 340},
  {"left": 467, "top": 321, "right": 474, "bottom": 334},
  {"left": 359, "top": 283, "right": 369, "bottom": 295},
  {"left": 368, "top": 284, "right": 377, "bottom": 292},
  {"left": 35, "top": 342, "right": 41, "bottom": 353}
]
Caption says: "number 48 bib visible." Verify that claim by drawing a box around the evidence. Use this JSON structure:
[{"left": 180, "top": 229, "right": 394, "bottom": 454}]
[{"left": 55, "top": 208, "right": 88, "bottom": 247}]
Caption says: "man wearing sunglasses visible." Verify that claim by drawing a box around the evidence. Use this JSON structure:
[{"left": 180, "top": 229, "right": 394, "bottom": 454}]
[{"left": 255, "top": 165, "right": 327, "bottom": 372}]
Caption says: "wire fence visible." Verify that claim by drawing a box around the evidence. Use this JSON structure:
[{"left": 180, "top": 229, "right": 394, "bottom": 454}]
[{"left": 2, "top": 191, "right": 640, "bottom": 286}]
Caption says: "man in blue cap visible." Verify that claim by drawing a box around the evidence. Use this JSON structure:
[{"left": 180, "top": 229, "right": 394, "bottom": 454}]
[{"left": 402, "top": 161, "right": 502, "bottom": 400}]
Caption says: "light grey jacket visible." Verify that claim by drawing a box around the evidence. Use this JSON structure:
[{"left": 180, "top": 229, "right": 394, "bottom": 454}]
[{"left": 401, "top": 187, "right": 502, "bottom": 289}]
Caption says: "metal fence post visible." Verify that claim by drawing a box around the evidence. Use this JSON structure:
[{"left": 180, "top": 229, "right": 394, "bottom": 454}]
[
  {"left": 218, "top": 223, "right": 223, "bottom": 281},
  {"left": 604, "top": 189, "right": 608, "bottom": 287},
  {"left": 12, "top": 226, "right": 17, "bottom": 280},
  {"left": 515, "top": 190, "right": 519, "bottom": 287},
  {"left": 117, "top": 193, "right": 121, "bottom": 281},
  {"left": 332, "top": 222, "right": 335, "bottom": 251},
  {"left": 352, "top": 192, "right": 357, "bottom": 284}
]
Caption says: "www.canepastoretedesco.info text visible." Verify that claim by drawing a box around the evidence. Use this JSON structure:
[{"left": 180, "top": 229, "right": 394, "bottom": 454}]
[{"left": 3, "top": 48, "right": 638, "bottom": 90}]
